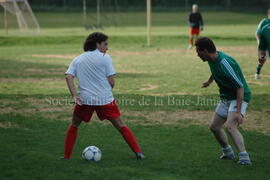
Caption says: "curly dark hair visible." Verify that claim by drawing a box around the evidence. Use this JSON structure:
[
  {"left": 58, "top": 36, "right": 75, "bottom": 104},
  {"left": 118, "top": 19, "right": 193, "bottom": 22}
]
[{"left": 83, "top": 32, "right": 108, "bottom": 52}]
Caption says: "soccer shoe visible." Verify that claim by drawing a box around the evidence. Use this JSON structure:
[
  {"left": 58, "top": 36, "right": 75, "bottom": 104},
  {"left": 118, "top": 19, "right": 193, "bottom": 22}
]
[
  {"left": 255, "top": 73, "right": 260, "bottom": 80},
  {"left": 220, "top": 152, "right": 235, "bottom": 160},
  {"left": 187, "top": 44, "right": 193, "bottom": 49},
  {"left": 220, "top": 146, "right": 235, "bottom": 160},
  {"left": 238, "top": 159, "right": 252, "bottom": 165},
  {"left": 135, "top": 152, "right": 145, "bottom": 160},
  {"left": 238, "top": 152, "right": 252, "bottom": 165}
]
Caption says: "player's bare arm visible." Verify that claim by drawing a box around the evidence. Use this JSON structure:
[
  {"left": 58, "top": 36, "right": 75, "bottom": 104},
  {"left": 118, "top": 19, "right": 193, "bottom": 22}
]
[
  {"left": 108, "top": 75, "right": 115, "bottom": 88},
  {"left": 202, "top": 75, "right": 213, "bottom": 88},
  {"left": 236, "top": 87, "right": 244, "bottom": 125},
  {"left": 65, "top": 74, "right": 82, "bottom": 105}
]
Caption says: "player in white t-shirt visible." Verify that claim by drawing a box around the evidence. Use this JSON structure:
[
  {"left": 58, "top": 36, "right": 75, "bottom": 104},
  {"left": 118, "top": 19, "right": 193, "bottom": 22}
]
[{"left": 62, "top": 32, "right": 144, "bottom": 160}]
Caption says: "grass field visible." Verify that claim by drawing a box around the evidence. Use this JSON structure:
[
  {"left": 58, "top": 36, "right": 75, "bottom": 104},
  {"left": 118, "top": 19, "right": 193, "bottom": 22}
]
[{"left": 0, "top": 11, "right": 270, "bottom": 179}]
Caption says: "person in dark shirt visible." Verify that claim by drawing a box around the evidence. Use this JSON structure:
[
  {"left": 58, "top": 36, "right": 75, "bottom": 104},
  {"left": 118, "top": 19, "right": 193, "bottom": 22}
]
[{"left": 187, "top": 4, "right": 204, "bottom": 49}]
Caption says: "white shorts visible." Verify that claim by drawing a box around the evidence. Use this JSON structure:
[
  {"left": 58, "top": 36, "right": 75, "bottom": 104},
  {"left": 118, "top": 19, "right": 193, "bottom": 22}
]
[{"left": 215, "top": 100, "right": 248, "bottom": 118}]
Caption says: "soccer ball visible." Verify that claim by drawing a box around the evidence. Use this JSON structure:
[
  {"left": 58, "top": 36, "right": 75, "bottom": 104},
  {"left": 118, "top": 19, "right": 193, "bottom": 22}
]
[{"left": 82, "top": 146, "right": 102, "bottom": 162}]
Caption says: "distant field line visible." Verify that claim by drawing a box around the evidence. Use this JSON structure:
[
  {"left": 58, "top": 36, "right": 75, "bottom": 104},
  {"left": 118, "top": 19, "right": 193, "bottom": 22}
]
[{"left": 27, "top": 45, "right": 257, "bottom": 59}]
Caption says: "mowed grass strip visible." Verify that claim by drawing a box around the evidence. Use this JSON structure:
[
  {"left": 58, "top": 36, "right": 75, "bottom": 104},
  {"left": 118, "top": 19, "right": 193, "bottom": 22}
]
[
  {"left": 0, "top": 11, "right": 264, "bottom": 28},
  {"left": 0, "top": 113, "right": 270, "bottom": 180},
  {"left": 1, "top": 94, "right": 270, "bottom": 135}
]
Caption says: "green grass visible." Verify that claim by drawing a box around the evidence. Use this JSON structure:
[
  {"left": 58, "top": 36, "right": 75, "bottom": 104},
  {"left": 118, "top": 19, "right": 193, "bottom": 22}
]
[
  {"left": 0, "top": 11, "right": 270, "bottom": 179},
  {"left": 0, "top": 114, "right": 270, "bottom": 179},
  {"left": 0, "top": 11, "right": 265, "bottom": 28}
]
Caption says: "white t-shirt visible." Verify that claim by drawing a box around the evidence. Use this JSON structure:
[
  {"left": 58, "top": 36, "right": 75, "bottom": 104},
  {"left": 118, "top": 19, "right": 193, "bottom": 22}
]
[{"left": 65, "top": 49, "right": 116, "bottom": 105}]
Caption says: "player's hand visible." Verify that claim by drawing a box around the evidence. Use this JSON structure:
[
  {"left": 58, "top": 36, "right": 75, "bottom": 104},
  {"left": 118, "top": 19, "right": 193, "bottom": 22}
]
[
  {"left": 236, "top": 113, "right": 243, "bottom": 126},
  {"left": 74, "top": 96, "right": 82, "bottom": 106},
  {"left": 201, "top": 81, "right": 211, "bottom": 88}
]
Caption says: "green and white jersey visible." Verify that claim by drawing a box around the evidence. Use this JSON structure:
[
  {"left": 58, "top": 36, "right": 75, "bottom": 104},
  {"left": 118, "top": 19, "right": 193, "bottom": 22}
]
[
  {"left": 256, "top": 18, "right": 270, "bottom": 36},
  {"left": 208, "top": 51, "right": 251, "bottom": 102},
  {"left": 258, "top": 23, "right": 270, "bottom": 54}
]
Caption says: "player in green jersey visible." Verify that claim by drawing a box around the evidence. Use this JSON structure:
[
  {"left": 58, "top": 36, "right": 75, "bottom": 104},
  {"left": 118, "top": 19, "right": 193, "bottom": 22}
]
[
  {"left": 195, "top": 37, "right": 252, "bottom": 165},
  {"left": 258, "top": 20, "right": 270, "bottom": 79},
  {"left": 255, "top": 8, "right": 270, "bottom": 44},
  {"left": 255, "top": 8, "right": 270, "bottom": 80}
]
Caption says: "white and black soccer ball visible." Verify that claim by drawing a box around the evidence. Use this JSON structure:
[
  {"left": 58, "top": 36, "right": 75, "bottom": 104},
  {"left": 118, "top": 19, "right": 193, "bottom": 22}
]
[{"left": 82, "top": 146, "right": 102, "bottom": 162}]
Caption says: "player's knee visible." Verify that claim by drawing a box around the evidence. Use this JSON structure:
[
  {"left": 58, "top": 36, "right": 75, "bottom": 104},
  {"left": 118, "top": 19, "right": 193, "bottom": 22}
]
[
  {"left": 259, "top": 59, "right": 266, "bottom": 65},
  {"left": 225, "top": 125, "right": 236, "bottom": 134},
  {"left": 72, "top": 122, "right": 81, "bottom": 128},
  {"left": 209, "top": 124, "right": 219, "bottom": 133},
  {"left": 116, "top": 118, "right": 125, "bottom": 129},
  {"left": 110, "top": 117, "right": 125, "bottom": 130},
  {"left": 72, "top": 116, "right": 82, "bottom": 128}
]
